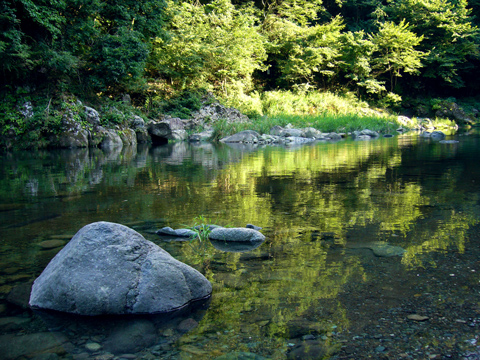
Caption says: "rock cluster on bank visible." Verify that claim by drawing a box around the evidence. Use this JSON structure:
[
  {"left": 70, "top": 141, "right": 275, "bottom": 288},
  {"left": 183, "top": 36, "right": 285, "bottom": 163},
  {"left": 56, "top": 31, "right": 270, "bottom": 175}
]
[
  {"left": 217, "top": 126, "right": 385, "bottom": 145},
  {"left": 6, "top": 94, "right": 467, "bottom": 150},
  {"left": 29, "top": 221, "right": 212, "bottom": 315}
]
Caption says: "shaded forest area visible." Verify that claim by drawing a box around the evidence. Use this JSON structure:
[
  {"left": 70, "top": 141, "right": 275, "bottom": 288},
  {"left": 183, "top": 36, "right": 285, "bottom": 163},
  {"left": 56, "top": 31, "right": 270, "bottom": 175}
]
[{"left": 1, "top": 0, "right": 479, "bottom": 116}]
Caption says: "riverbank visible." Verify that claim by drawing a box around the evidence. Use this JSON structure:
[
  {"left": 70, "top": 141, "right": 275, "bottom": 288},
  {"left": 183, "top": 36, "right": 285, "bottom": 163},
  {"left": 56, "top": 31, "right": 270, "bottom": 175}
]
[{"left": 0, "top": 89, "right": 473, "bottom": 151}]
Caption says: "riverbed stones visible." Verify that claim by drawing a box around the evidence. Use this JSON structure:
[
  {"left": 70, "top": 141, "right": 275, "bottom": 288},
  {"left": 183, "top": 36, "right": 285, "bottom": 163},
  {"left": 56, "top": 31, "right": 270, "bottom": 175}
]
[
  {"left": 353, "top": 129, "right": 379, "bottom": 139},
  {"left": 420, "top": 130, "right": 446, "bottom": 140},
  {"left": 220, "top": 130, "right": 261, "bottom": 143},
  {"left": 0, "top": 332, "right": 69, "bottom": 359},
  {"left": 103, "top": 319, "right": 156, "bottom": 354},
  {"left": 209, "top": 227, "right": 265, "bottom": 242},
  {"left": 407, "top": 314, "right": 429, "bottom": 321},
  {"left": 29, "top": 221, "right": 212, "bottom": 315}
]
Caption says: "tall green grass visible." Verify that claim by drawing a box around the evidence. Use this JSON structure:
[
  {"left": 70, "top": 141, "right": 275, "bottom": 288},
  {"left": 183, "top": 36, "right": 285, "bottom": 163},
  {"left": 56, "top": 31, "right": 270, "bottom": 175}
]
[{"left": 215, "top": 90, "right": 400, "bottom": 139}]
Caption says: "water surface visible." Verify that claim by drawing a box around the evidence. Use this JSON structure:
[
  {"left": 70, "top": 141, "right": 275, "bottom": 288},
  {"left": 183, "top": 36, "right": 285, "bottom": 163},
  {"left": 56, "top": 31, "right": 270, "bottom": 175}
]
[{"left": 1, "top": 133, "right": 479, "bottom": 359}]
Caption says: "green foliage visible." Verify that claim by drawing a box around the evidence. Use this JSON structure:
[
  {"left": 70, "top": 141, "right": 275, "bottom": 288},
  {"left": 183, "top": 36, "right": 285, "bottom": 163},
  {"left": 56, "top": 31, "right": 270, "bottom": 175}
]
[
  {"left": 0, "top": 2, "right": 32, "bottom": 79},
  {"left": 0, "top": 89, "right": 83, "bottom": 149},
  {"left": 340, "top": 31, "right": 376, "bottom": 89},
  {"left": 270, "top": 16, "right": 345, "bottom": 88},
  {"left": 185, "top": 215, "right": 219, "bottom": 257},
  {"left": 273, "top": 0, "right": 325, "bottom": 26},
  {"left": 188, "top": 215, "right": 214, "bottom": 243},
  {"left": 0, "top": 0, "right": 167, "bottom": 95},
  {"left": 386, "top": 0, "right": 479, "bottom": 89},
  {"left": 369, "top": 20, "right": 427, "bottom": 90},
  {"left": 149, "top": 91, "right": 204, "bottom": 119},
  {"left": 89, "top": 27, "right": 149, "bottom": 92},
  {"left": 260, "top": 90, "right": 371, "bottom": 116},
  {"left": 149, "top": 0, "right": 267, "bottom": 98},
  {"left": 1, "top": 0, "right": 479, "bottom": 140}
]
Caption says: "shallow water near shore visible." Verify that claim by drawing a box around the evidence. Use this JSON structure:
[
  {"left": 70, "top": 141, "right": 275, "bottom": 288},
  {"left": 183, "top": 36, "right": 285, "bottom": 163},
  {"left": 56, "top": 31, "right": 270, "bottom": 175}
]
[{"left": 1, "top": 132, "right": 480, "bottom": 359}]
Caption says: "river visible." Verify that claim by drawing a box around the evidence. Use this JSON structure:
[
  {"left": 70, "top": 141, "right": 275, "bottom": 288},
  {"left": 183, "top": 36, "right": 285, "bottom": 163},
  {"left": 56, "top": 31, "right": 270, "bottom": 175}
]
[{"left": 1, "top": 132, "right": 479, "bottom": 359}]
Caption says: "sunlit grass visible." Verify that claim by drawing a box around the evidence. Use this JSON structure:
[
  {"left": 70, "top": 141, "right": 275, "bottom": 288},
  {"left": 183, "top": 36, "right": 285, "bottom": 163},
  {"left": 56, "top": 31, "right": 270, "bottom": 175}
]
[
  {"left": 214, "top": 89, "right": 401, "bottom": 139},
  {"left": 260, "top": 90, "right": 372, "bottom": 116}
]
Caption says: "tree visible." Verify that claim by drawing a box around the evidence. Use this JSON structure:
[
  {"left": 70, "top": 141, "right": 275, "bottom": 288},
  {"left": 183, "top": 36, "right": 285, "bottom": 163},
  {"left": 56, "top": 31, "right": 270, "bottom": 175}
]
[
  {"left": 339, "top": 30, "right": 379, "bottom": 95},
  {"left": 386, "top": 0, "right": 480, "bottom": 89},
  {"left": 261, "top": 0, "right": 345, "bottom": 90},
  {"left": 149, "top": 0, "right": 267, "bottom": 97},
  {"left": 270, "top": 16, "right": 345, "bottom": 90},
  {"left": 368, "top": 20, "right": 427, "bottom": 93},
  {"left": 0, "top": 1, "right": 32, "bottom": 81},
  {"left": 0, "top": 0, "right": 167, "bottom": 95}
]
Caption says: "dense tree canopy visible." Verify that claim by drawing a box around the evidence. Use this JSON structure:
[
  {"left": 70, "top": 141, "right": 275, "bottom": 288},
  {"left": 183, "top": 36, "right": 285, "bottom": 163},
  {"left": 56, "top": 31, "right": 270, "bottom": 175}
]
[
  {"left": 0, "top": 0, "right": 167, "bottom": 93},
  {"left": 1, "top": 0, "right": 479, "bottom": 102}
]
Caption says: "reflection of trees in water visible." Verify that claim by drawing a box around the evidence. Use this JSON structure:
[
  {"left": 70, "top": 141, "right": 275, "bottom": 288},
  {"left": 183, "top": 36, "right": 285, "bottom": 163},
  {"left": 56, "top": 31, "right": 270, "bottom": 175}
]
[{"left": 176, "top": 233, "right": 364, "bottom": 357}]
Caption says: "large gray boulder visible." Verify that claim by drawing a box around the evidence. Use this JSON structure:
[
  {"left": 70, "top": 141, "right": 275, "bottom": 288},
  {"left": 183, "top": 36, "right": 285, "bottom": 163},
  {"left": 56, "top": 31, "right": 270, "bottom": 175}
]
[
  {"left": 56, "top": 129, "right": 89, "bottom": 148},
  {"left": 99, "top": 129, "right": 123, "bottom": 149},
  {"left": 84, "top": 106, "right": 101, "bottom": 126},
  {"left": 119, "top": 128, "right": 137, "bottom": 147},
  {"left": 29, "top": 221, "right": 212, "bottom": 315},
  {"left": 209, "top": 227, "right": 265, "bottom": 242}
]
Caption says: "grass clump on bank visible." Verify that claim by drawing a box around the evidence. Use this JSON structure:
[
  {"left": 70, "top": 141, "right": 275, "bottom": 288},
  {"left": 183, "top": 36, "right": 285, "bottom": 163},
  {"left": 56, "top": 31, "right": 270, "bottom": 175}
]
[{"left": 214, "top": 90, "right": 400, "bottom": 139}]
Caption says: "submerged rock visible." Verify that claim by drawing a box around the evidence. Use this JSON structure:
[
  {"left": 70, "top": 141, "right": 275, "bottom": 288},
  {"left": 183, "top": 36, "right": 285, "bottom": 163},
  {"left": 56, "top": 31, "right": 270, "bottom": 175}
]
[
  {"left": 348, "top": 242, "right": 406, "bottom": 257},
  {"left": 420, "top": 130, "right": 446, "bottom": 140},
  {"left": 37, "top": 240, "right": 66, "bottom": 249},
  {"left": 367, "top": 243, "right": 406, "bottom": 257},
  {"left": 29, "top": 221, "right": 212, "bottom": 315}
]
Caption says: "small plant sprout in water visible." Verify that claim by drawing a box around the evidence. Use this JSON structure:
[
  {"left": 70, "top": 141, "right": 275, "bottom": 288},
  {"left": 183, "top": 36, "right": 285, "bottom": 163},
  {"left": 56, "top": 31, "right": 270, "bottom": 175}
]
[
  {"left": 185, "top": 215, "right": 219, "bottom": 257},
  {"left": 188, "top": 215, "right": 214, "bottom": 244}
]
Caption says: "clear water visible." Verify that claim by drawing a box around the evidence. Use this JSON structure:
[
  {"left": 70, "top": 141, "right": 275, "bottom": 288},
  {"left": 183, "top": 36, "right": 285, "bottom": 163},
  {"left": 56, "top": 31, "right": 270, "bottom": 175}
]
[{"left": 1, "top": 133, "right": 480, "bottom": 359}]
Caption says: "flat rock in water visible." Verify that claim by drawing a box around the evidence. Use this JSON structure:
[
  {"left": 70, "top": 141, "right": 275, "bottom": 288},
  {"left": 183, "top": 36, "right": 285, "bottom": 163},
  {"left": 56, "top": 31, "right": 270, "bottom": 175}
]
[
  {"left": 349, "top": 242, "right": 406, "bottom": 257},
  {"left": 29, "top": 221, "right": 212, "bottom": 315},
  {"left": 366, "top": 243, "right": 406, "bottom": 257},
  {"left": 407, "top": 314, "right": 429, "bottom": 321},
  {"left": 209, "top": 227, "right": 265, "bottom": 242},
  {"left": 38, "top": 240, "right": 66, "bottom": 249},
  {"left": 156, "top": 227, "right": 197, "bottom": 238}
]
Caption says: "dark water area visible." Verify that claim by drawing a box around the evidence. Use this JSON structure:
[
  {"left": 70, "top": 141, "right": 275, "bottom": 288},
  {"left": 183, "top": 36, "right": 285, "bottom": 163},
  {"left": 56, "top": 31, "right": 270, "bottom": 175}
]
[{"left": 0, "top": 132, "right": 480, "bottom": 359}]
